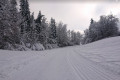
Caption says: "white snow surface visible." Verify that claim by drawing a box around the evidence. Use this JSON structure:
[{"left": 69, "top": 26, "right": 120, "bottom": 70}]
[{"left": 0, "top": 36, "right": 120, "bottom": 80}]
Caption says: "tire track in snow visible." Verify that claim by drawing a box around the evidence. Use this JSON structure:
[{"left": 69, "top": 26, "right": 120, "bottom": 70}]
[
  {"left": 67, "top": 52, "right": 96, "bottom": 80},
  {"left": 66, "top": 48, "right": 120, "bottom": 80},
  {"left": 72, "top": 53, "right": 111, "bottom": 80},
  {"left": 66, "top": 52, "right": 86, "bottom": 80},
  {"left": 72, "top": 49, "right": 120, "bottom": 80},
  {"left": 74, "top": 50, "right": 112, "bottom": 79},
  {"left": 74, "top": 49, "right": 120, "bottom": 80}
]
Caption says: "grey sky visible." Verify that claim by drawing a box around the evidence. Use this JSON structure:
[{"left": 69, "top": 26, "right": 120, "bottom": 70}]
[{"left": 29, "top": 1, "right": 120, "bottom": 33}]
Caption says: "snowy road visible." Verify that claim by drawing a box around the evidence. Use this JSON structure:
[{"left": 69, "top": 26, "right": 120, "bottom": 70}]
[{"left": 0, "top": 37, "right": 120, "bottom": 80}]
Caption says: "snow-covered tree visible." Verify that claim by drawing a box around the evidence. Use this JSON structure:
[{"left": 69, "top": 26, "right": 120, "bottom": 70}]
[
  {"left": 35, "top": 11, "right": 43, "bottom": 31},
  {"left": 56, "top": 22, "right": 63, "bottom": 46},
  {"left": 20, "top": 0, "right": 31, "bottom": 33},
  {"left": 47, "top": 18, "right": 57, "bottom": 44},
  {"left": 70, "top": 31, "right": 81, "bottom": 45},
  {"left": 50, "top": 18, "right": 57, "bottom": 40},
  {"left": 24, "top": 12, "right": 36, "bottom": 47},
  {"left": 71, "top": 30, "right": 76, "bottom": 44},
  {"left": 99, "top": 15, "right": 119, "bottom": 38},
  {"left": 0, "top": 0, "right": 20, "bottom": 49},
  {"left": 67, "top": 30, "right": 71, "bottom": 41},
  {"left": 57, "top": 22, "right": 68, "bottom": 47},
  {"left": 35, "top": 11, "right": 44, "bottom": 42},
  {"left": 75, "top": 32, "right": 82, "bottom": 45},
  {"left": 82, "top": 29, "right": 89, "bottom": 44},
  {"left": 39, "top": 17, "right": 48, "bottom": 47},
  {"left": 88, "top": 19, "right": 99, "bottom": 43},
  {"left": 0, "top": 0, "right": 8, "bottom": 49},
  {"left": 9, "top": 0, "right": 20, "bottom": 43},
  {"left": 83, "top": 15, "right": 119, "bottom": 44},
  {"left": 35, "top": 11, "right": 44, "bottom": 25}
]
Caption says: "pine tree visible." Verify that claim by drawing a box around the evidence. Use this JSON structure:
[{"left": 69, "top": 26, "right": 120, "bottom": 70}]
[
  {"left": 25, "top": 12, "right": 37, "bottom": 47},
  {"left": 25, "top": 0, "right": 31, "bottom": 32},
  {"left": 88, "top": 18, "right": 96, "bottom": 42},
  {"left": 40, "top": 17, "right": 48, "bottom": 47},
  {"left": 0, "top": 0, "right": 8, "bottom": 49},
  {"left": 50, "top": 18, "right": 57, "bottom": 40},
  {"left": 90, "top": 18, "right": 94, "bottom": 24},
  {"left": 20, "top": 0, "right": 25, "bottom": 34},
  {"left": 35, "top": 11, "right": 44, "bottom": 34},
  {"left": 35, "top": 11, "right": 44, "bottom": 25},
  {"left": 9, "top": 0, "right": 20, "bottom": 43},
  {"left": 20, "top": 0, "right": 31, "bottom": 33},
  {"left": 35, "top": 11, "right": 44, "bottom": 43},
  {"left": 0, "top": 0, "right": 20, "bottom": 49}
]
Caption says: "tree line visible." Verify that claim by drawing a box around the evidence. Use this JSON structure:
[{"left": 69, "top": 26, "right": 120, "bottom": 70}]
[
  {"left": 82, "top": 15, "right": 120, "bottom": 44},
  {"left": 0, "top": 0, "right": 82, "bottom": 50},
  {"left": 0, "top": 0, "right": 120, "bottom": 50}
]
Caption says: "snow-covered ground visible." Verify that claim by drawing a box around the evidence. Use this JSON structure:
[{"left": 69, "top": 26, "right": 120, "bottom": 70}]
[{"left": 0, "top": 36, "right": 120, "bottom": 80}]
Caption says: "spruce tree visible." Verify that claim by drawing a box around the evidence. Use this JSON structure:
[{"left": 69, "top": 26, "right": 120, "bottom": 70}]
[
  {"left": 26, "top": 12, "right": 36, "bottom": 47},
  {"left": 0, "top": 0, "right": 20, "bottom": 49},
  {"left": 35, "top": 11, "right": 44, "bottom": 34},
  {"left": 0, "top": 0, "right": 8, "bottom": 49},
  {"left": 9, "top": 0, "right": 20, "bottom": 44},
  {"left": 20, "top": 0, "right": 25, "bottom": 34},
  {"left": 20, "top": 0, "right": 31, "bottom": 33},
  {"left": 50, "top": 18, "right": 57, "bottom": 40},
  {"left": 35, "top": 11, "right": 44, "bottom": 43},
  {"left": 25, "top": 0, "right": 31, "bottom": 32},
  {"left": 35, "top": 11, "right": 44, "bottom": 25},
  {"left": 40, "top": 17, "right": 48, "bottom": 47}
]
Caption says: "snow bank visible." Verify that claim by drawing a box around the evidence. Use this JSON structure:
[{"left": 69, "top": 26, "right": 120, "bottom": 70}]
[
  {"left": 9, "top": 43, "right": 45, "bottom": 51},
  {"left": 31, "top": 43, "right": 45, "bottom": 51},
  {"left": 45, "top": 44, "right": 59, "bottom": 49}
]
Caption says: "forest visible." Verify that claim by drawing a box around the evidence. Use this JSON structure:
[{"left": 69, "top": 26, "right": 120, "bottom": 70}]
[{"left": 0, "top": 0, "right": 120, "bottom": 50}]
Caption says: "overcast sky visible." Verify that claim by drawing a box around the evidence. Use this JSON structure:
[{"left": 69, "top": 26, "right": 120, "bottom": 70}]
[{"left": 28, "top": 0, "right": 120, "bottom": 33}]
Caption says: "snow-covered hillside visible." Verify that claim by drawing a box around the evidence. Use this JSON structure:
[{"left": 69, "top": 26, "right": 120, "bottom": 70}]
[
  {"left": 0, "top": 36, "right": 120, "bottom": 80},
  {"left": 76, "top": 36, "right": 120, "bottom": 75}
]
